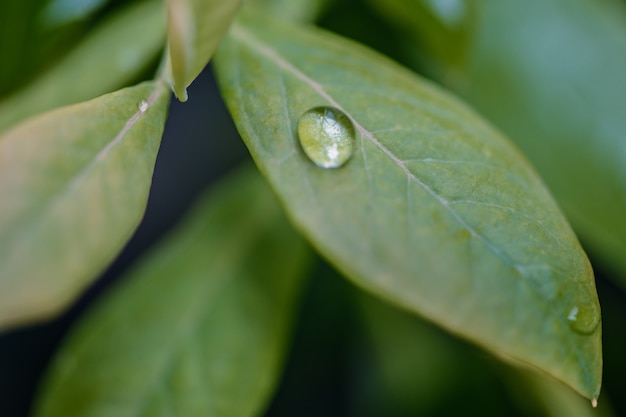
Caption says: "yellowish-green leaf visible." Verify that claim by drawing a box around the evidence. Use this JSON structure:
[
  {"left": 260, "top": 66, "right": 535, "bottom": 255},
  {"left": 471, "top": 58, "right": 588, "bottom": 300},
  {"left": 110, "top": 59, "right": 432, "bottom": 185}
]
[
  {"left": 214, "top": 12, "right": 602, "bottom": 399},
  {"left": 165, "top": 0, "right": 241, "bottom": 101},
  {"left": 0, "top": 0, "right": 166, "bottom": 135},
  {"left": 33, "top": 167, "right": 311, "bottom": 417},
  {"left": 0, "top": 81, "right": 170, "bottom": 331}
]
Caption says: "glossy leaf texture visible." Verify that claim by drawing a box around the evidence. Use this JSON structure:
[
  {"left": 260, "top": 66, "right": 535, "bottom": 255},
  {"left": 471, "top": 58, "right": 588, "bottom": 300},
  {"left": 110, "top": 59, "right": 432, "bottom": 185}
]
[
  {"left": 0, "top": 81, "right": 169, "bottom": 330},
  {"left": 33, "top": 167, "right": 311, "bottom": 417},
  {"left": 214, "top": 12, "right": 602, "bottom": 399},
  {"left": 165, "top": 0, "right": 241, "bottom": 101},
  {"left": 0, "top": 0, "right": 166, "bottom": 134},
  {"left": 368, "top": 0, "right": 626, "bottom": 280}
]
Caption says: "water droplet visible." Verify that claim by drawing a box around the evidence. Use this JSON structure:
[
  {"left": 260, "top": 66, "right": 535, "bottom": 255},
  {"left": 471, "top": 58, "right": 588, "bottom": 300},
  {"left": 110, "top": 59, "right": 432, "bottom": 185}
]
[
  {"left": 297, "top": 106, "right": 356, "bottom": 169},
  {"left": 592, "top": 398, "right": 598, "bottom": 408},
  {"left": 138, "top": 100, "right": 149, "bottom": 113},
  {"left": 567, "top": 304, "right": 600, "bottom": 335}
]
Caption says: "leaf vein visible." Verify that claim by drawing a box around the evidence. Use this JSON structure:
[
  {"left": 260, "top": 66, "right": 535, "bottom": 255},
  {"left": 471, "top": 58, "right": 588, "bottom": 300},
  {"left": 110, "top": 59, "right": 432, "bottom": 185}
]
[{"left": 232, "top": 26, "right": 523, "bottom": 275}]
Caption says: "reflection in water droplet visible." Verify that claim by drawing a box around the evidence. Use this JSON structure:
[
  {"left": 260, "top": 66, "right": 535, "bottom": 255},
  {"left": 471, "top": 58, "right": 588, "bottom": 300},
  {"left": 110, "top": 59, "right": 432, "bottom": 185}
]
[
  {"left": 139, "top": 100, "right": 149, "bottom": 113},
  {"left": 297, "top": 106, "right": 356, "bottom": 169},
  {"left": 567, "top": 304, "right": 600, "bottom": 335}
]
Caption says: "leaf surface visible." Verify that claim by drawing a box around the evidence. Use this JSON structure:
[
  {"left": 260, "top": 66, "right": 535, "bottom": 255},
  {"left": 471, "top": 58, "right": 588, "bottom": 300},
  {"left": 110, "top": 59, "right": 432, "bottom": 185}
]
[
  {"left": 0, "top": 0, "right": 166, "bottom": 135},
  {"left": 165, "top": 0, "right": 240, "bottom": 101},
  {"left": 368, "top": 0, "right": 626, "bottom": 280},
  {"left": 33, "top": 167, "right": 311, "bottom": 417},
  {"left": 0, "top": 81, "right": 169, "bottom": 330},
  {"left": 215, "top": 12, "right": 602, "bottom": 399}
]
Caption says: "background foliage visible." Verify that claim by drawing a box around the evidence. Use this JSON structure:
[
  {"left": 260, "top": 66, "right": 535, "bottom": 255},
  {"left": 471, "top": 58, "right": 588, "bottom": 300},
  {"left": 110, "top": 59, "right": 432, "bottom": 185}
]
[{"left": 1, "top": 0, "right": 625, "bottom": 416}]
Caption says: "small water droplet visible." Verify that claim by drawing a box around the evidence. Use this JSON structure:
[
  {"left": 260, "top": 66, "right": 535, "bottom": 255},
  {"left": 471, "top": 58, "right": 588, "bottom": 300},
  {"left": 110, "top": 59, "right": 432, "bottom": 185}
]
[
  {"left": 139, "top": 100, "right": 149, "bottom": 113},
  {"left": 297, "top": 106, "right": 356, "bottom": 169},
  {"left": 592, "top": 398, "right": 598, "bottom": 408},
  {"left": 567, "top": 304, "right": 600, "bottom": 335}
]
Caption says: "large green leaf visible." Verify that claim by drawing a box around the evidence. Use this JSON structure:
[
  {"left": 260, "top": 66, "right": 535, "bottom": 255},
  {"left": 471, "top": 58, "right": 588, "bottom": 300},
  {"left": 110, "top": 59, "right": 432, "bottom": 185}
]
[
  {"left": 165, "top": 0, "right": 240, "bottom": 101},
  {"left": 0, "top": 81, "right": 169, "bottom": 330},
  {"left": 0, "top": 0, "right": 166, "bottom": 134},
  {"left": 368, "top": 0, "right": 626, "bottom": 280},
  {"left": 33, "top": 167, "right": 311, "bottom": 417},
  {"left": 214, "top": 12, "right": 602, "bottom": 399}
]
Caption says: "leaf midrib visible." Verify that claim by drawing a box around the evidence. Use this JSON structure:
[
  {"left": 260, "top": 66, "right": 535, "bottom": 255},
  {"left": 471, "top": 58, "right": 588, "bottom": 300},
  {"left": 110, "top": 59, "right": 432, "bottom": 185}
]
[
  {"left": 231, "top": 25, "right": 525, "bottom": 277},
  {"left": 0, "top": 83, "right": 164, "bottom": 254}
]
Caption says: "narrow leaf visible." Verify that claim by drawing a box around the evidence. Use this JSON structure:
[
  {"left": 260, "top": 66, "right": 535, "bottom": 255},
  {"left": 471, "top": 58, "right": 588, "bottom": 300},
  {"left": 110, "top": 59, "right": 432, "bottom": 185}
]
[
  {"left": 0, "top": 81, "right": 170, "bottom": 330},
  {"left": 165, "top": 0, "right": 241, "bottom": 101},
  {"left": 369, "top": 0, "right": 626, "bottom": 280},
  {"left": 215, "top": 12, "right": 602, "bottom": 399},
  {"left": 33, "top": 167, "right": 311, "bottom": 417},
  {"left": 0, "top": 0, "right": 166, "bottom": 134}
]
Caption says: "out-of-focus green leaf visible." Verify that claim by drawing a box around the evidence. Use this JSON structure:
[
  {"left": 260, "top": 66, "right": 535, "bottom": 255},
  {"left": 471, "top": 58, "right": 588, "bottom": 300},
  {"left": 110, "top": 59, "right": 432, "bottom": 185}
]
[
  {"left": 511, "top": 370, "right": 615, "bottom": 417},
  {"left": 0, "top": 0, "right": 78, "bottom": 96},
  {"left": 363, "top": 0, "right": 474, "bottom": 78},
  {"left": 358, "top": 293, "right": 613, "bottom": 417},
  {"left": 0, "top": 81, "right": 170, "bottom": 330},
  {"left": 39, "top": 0, "right": 110, "bottom": 28},
  {"left": 355, "top": 294, "right": 500, "bottom": 416},
  {"left": 0, "top": 0, "right": 166, "bottom": 134},
  {"left": 215, "top": 12, "right": 601, "bottom": 399},
  {"left": 165, "top": 0, "right": 240, "bottom": 101},
  {"left": 33, "top": 167, "right": 311, "bottom": 417},
  {"left": 249, "top": 0, "right": 330, "bottom": 22},
  {"left": 368, "top": 0, "right": 626, "bottom": 281}
]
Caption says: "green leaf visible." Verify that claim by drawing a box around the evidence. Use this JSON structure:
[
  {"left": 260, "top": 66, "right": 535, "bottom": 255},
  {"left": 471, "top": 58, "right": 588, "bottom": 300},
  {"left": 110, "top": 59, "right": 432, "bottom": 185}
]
[
  {"left": 358, "top": 293, "right": 613, "bottom": 416},
  {"left": 369, "top": 0, "right": 626, "bottom": 281},
  {"left": 249, "top": 0, "right": 330, "bottom": 22},
  {"left": 0, "top": 81, "right": 170, "bottom": 330},
  {"left": 33, "top": 167, "right": 311, "bottom": 417},
  {"left": 165, "top": 0, "right": 241, "bottom": 101},
  {"left": 0, "top": 0, "right": 166, "bottom": 134},
  {"left": 363, "top": 0, "right": 474, "bottom": 76},
  {"left": 214, "top": 12, "right": 602, "bottom": 399},
  {"left": 513, "top": 370, "right": 615, "bottom": 417}
]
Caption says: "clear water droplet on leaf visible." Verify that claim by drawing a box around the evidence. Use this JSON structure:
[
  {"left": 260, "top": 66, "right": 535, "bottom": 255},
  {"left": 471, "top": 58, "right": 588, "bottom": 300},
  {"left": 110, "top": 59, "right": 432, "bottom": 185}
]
[
  {"left": 567, "top": 304, "right": 600, "bottom": 335},
  {"left": 138, "top": 100, "right": 149, "bottom": 113},
  {"left": 297, "top": 106, "right": 356, "bottom": 169}
]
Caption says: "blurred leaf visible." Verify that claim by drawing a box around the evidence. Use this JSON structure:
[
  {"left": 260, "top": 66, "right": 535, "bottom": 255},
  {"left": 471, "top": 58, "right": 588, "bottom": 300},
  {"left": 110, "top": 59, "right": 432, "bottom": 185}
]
[
  {"left": 39, "top": 0, "right": 110, "bottom": 28},
  {"left": 0, "top": 81, "right": 170, "bottom": 330},
  {"left": 363, "top": 0, "right": 474, "bottom": 77},
  {"left": 355, "top": 294, "right": 524, "bottom": 417},
  {"left": 33, "top": 167, "right": 311, "bottom": 417},
  {"left": 165, "top": 0, "right": 240, "bottom": 101},
  {"left": 511, "top": 370, "right": 615, "bottom": 417},
  {"left": 0, "top": 0, "right": 79, "bottom": 96},
  {"left": 368, "top": 0, "right": 626, "bottom": 281},
  {"left": 0, "top": 0, "right": 166, "bottom": 134},
  {"left": 215, "top": 12, "right": 602, "bottom": 399},
  {"left": 249, "top": 0, "right": 330, "bottom": 22},
  {"left": 358, "top": 293, "right": 611, "bottom": 417}
]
